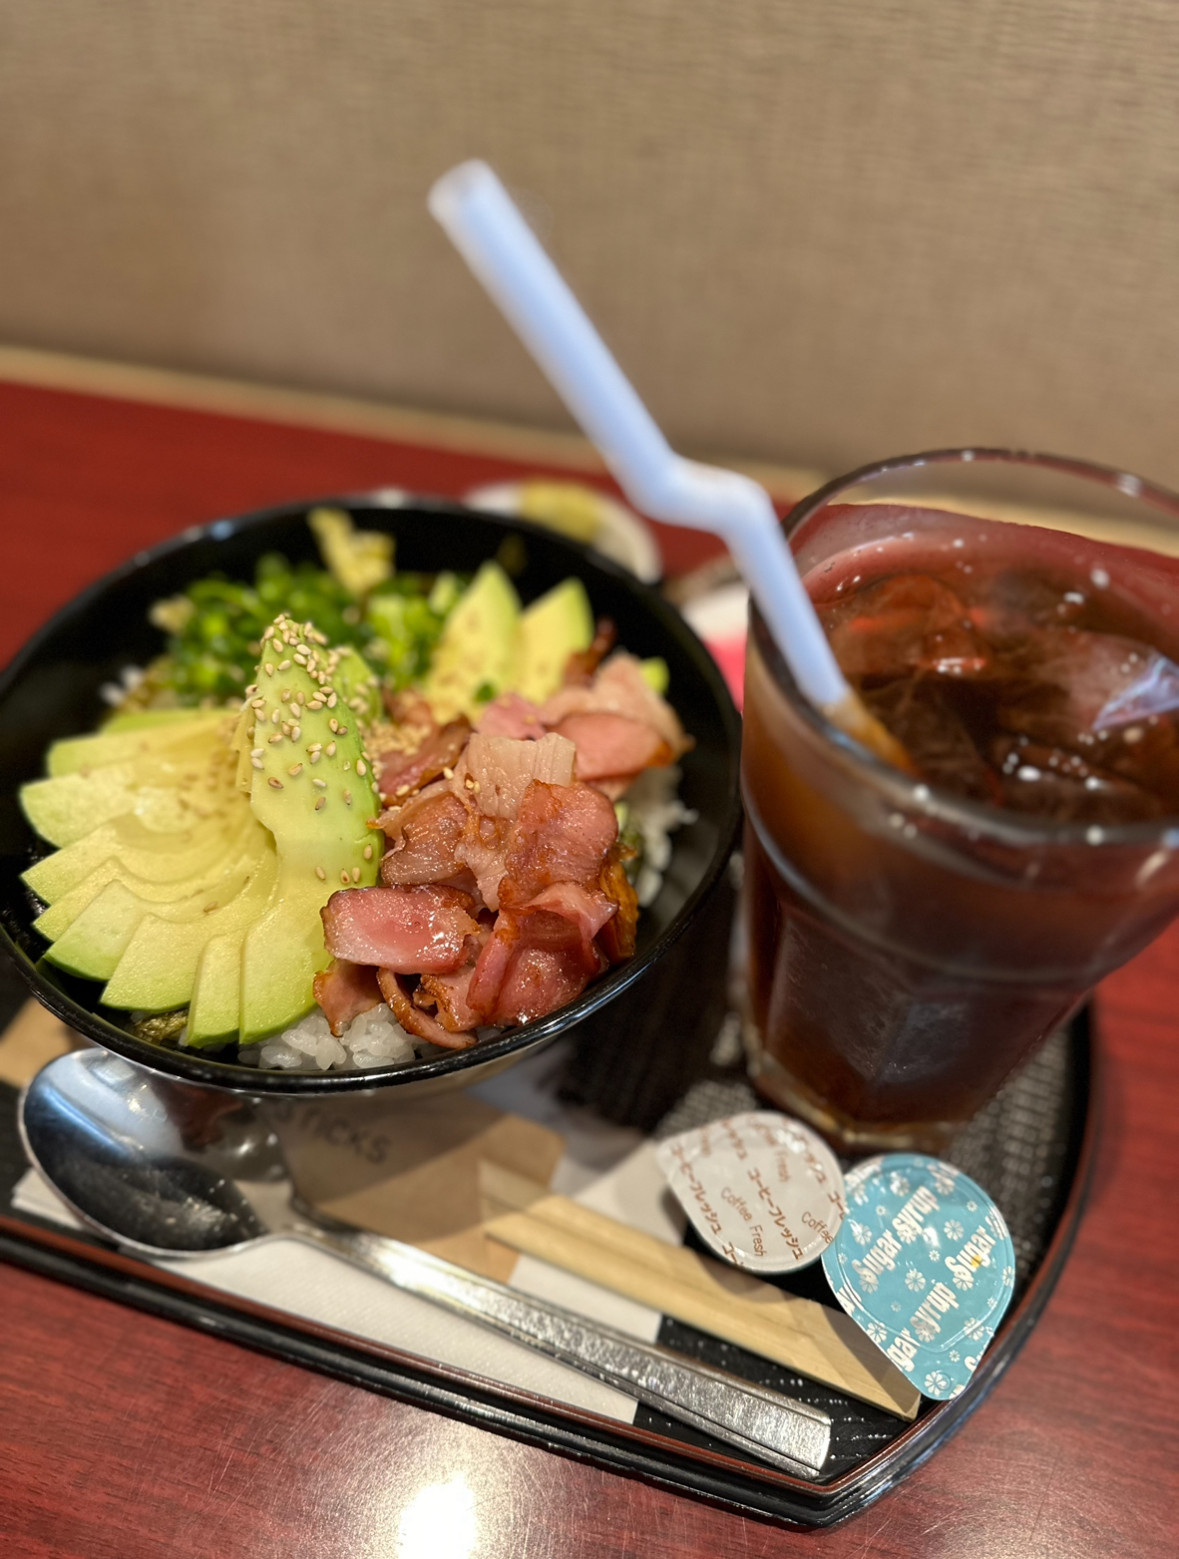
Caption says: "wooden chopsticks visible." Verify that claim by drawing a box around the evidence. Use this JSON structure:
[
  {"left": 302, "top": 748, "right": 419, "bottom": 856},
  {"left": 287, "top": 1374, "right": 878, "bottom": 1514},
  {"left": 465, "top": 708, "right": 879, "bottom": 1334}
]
[{"left": 479, "top": 1163, "right": 920, "bottom": 1420}]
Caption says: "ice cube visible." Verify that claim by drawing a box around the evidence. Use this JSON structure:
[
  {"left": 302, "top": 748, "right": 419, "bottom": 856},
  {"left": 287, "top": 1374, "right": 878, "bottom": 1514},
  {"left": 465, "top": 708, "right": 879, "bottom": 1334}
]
[
  {"left": 990, "top": 734, "right": 1164, "bottom": 824},
  {"left": 821, "top": 575, "right": 990, "bottom": 681},
  {"left": 863, "top": 681, "right": 1000, "bottom": 802},
  {"left": 995, "top": 626, "right": 1179, "bottom": 743}
]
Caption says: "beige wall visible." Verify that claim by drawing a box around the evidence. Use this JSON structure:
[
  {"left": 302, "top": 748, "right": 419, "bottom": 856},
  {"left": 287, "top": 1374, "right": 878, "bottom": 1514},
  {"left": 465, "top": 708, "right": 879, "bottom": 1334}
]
[{"left": 2, "top": 2, "right": 1178, "bottom": 485}]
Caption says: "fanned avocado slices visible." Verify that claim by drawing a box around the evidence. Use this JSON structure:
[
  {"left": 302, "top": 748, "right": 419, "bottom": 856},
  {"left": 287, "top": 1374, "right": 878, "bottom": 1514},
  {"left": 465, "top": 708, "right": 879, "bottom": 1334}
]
[{"left": 19, "top": 614, "right": 381, "bottom": 1049}]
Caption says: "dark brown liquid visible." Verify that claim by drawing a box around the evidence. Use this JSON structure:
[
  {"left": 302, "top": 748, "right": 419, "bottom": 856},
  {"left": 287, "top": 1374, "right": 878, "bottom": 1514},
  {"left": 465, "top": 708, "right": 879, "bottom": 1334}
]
[
  {"left": 742, "top": 514, "right": 1179, "bottom": 1146},
  {"left": 817, "top": 559, "right": 1179, "bottom": 823}
]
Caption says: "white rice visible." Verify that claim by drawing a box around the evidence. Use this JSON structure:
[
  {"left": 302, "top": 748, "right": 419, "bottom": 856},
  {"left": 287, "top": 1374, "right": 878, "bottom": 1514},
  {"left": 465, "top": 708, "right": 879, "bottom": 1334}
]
[
  {"left": 99, "top": 664, "right": 148, "bottom": 707},
  {"left": 623, "top": 765, "right": 697, "bottom": 906},
  {"left": 241, "top": 1001, "right": 417, "bottom": 1072}
]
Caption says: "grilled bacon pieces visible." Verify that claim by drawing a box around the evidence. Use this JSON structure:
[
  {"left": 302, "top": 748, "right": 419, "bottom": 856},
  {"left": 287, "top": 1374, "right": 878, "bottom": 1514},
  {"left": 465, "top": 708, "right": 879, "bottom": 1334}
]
[
  {"left": 312, "top": 958, "right": 383, "bottom": 1038},
  {"left": 320, "top": 778, "right": 630, "bottom": 1036},
  {"left": 314, "top": 651, "right": 687, "bottom": 1041},
  {"left": 321, "top": 883, "right": 481, "bottom": 974},
  {"left": 370, "top": 653, "right": 687, "bottom": 807},
  {"left": 377, "top": 967, "right": 476, "bottom": 1050},
  {"left": 375, "top": 716, "right": 470, "bottom": 804},
  {"left": 563, "top": 617, "right": 617, "bottom": 687}
]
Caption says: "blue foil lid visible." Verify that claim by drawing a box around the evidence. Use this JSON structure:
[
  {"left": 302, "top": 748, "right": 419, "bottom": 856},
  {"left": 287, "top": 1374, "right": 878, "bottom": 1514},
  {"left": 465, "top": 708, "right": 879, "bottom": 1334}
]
[{"left": 821, "top": 1154, "right": 1016, "bottom": 1401}]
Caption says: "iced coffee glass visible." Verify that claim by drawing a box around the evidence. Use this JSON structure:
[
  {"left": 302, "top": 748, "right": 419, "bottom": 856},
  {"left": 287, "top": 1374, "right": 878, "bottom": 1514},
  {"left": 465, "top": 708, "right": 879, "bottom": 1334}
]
[{"left": 742, "top": 449, "right": 1179, "bottom": 1152}]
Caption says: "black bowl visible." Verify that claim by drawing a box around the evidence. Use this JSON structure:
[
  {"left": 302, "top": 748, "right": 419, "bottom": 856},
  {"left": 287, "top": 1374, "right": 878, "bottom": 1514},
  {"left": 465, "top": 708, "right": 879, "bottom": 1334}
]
[{"left": 0, "top": 494, "right": 741, "bottom": 1094}]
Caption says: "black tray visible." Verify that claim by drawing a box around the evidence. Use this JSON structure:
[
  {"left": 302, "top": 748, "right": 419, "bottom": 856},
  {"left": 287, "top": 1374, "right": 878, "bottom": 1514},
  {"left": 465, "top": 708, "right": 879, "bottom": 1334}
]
[{"left": 0, "top": 955, "right": 1095, "bottom": 1529}]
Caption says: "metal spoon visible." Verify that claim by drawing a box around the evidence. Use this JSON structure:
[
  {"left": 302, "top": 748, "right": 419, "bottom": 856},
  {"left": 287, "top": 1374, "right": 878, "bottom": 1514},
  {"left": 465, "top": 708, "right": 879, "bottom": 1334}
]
[{"left": 19, "top": 1049, "right": 831, "bottom": 1477}]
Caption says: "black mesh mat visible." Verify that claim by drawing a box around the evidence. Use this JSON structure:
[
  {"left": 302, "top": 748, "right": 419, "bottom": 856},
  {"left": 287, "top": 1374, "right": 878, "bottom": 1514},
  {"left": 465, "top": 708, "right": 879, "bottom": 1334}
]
[{"left": 623, "top": 1024, "right": 1081, "bottom": 1476}]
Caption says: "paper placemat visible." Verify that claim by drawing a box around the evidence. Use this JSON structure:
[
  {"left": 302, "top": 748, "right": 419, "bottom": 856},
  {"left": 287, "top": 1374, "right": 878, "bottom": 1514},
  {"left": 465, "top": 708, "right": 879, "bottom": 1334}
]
[{"left": 5, "top": 1001, "right": 684, "bottom": 1423}]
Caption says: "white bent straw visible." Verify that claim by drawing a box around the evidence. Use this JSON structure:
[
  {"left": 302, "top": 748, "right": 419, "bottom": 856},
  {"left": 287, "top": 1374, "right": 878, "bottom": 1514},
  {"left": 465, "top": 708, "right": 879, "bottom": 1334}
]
[{"left": 427, "top": 159, "right": 854, "bottom": 722}]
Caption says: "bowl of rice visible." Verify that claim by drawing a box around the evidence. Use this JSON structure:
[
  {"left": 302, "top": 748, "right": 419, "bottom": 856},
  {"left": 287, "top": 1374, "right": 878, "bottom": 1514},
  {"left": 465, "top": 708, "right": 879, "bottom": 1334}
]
[{"left": 0, "top": 493, "right": 741, "bottom": 1095}]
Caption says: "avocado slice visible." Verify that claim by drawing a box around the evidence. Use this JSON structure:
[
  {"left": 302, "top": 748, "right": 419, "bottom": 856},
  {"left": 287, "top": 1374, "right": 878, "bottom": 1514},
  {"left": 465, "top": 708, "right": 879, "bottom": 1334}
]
[
  {"left": 22, "top": 810, "right": 252, "bottom": 904},
  {"left": 640, "top": 657, "right": 669, "bottom": 695},
  {"left": 421, "top": 561, "right": 520, "bottom": 721},
  {"left": 42, "top": 880, "right": 157, "bottom": 981},
  {"left": 46, "top": 710, "right": 230, "bottom": 776},
  {"left": 187, "top": 934, "right": 243, "bottom": 1047},
  {"left": 21, "top": 737, "right": 240, "bottom": 847},
  {"left": 235, "top": 616, "right": 381, "bottom": 1042},
  {"left": 514, "top": 578, "right": 595, "bottom": 703},
  {"left": 102, "top": 707, "right": 220, "bottom": 734},
  {"left": 32, "top": 822, "right": 270, "bottom": 942},
  {"left": 100, "top": 845, "right": 279, "bottom": 1012}
]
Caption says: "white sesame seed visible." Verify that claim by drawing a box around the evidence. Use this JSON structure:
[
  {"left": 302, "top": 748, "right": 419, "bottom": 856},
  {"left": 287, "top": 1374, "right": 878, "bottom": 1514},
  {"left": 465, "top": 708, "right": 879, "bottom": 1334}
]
[
  {"left": 268, "top": 733, "right": 283, "bottom": 745},
  {"left": 343, "top": 789, "right": 353, "bottom": 805},
  {"left": 315, "top": 796, "right": 326, "bottom": 811},
  {"left": 278, "top": 660, "right": 291, "bottom": 672},
  {"left": 340, "top": 869, "right": 350, "bottom": 884},
  {"left": 290, "top": 724, "right": 301, "bottom": 741},
  {"left": 251, "top": 757, "right": 265, "bottom": 770},
  {"left": 309, "top": 750, "right": 321, "bottom": 764},
  {"left": 312, "top": 777, "right": 327, "bottom": 789},
  {"left": 351, "top": 866, "right": 361, "bottom": 883},
  {"left": 315, "top": 866, "right": 327, "bottom": 881},
  {"left": 363, "top": 843, "right": 373, "bottom": 860},
  {"left": 264, "top": 663, "right": 275, "bottom": 677},
  {"left": 268, "top": 777, "right": 283, "bottom": 790},
  {"left": 356, "top": 758, "right": 367, "bottom": 776},
  {"left": 288, "top": 763, "right": 303, "bottom": 776},
  {"left": 326, "top": 741, "right": 337, "bottom": 757}
]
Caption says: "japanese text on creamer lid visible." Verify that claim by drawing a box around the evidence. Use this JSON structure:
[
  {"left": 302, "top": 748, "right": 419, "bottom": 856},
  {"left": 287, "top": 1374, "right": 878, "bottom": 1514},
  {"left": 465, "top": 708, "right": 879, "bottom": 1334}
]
[{"left": 655, "top": 1111, "right": 847, "bottom": 1274}]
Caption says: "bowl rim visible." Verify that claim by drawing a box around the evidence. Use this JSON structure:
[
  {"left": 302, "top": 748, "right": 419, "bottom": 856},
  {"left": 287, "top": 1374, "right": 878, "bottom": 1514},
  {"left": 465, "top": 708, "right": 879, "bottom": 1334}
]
[{"left": 0, "top": 489, "right": 742, "bottom": 1093}]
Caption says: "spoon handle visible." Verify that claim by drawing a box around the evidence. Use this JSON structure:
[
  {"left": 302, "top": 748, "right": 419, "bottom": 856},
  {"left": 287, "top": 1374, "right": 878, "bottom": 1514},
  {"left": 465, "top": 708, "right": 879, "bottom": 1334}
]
[{"left": 294, "top": 1220, "right": 831, "bottom": 1477}]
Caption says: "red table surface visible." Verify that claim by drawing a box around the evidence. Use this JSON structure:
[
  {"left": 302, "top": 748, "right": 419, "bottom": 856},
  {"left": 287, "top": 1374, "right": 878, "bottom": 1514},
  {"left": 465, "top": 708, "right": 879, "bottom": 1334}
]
[{"left": 1, "top": 376, "right": 1177, "bottom": 1559}]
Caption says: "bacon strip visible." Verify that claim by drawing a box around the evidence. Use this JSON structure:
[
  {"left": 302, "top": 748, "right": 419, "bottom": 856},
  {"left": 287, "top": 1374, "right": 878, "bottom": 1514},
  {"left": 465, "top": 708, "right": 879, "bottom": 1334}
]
[
  {"left": 377, "top": 968, "right": 476, "bottom": 1050},
  {"left": 322, "top": 885, "right": 479, "bottom": 974},
  {"left": 553, "top": 711, "right": 672, "bottom": 782},
  {"left": 415, "top": 964, "right": 482, "bottom": 1033},
  {"left": 596, "top": 850, "right": 639, "bottom": 963},
  {"left": 375, "top": 717, "right": 470, "bottom": 803},
  {"left": 467, "top": 883, "right": 615, "bottom": 1026},
  {"left": 453, "top": 810, "right": 511, "bottom": 910},
  {"left": 380, "top": 789, "right": 469, "bottom": 884},
  {"left": 498, "top": 780, "right": 619, "bottom": 908},
  {"left": 312, "top": 958, "right": 383, "bottom": 1037},
  {"left": 476, "top": 692, "right": 546, "bottom": 740},
  {"left": 541, "top": 653, "right": 688, "bottom": 755},
  {"left": 489, "top": 942, "right": 600, "bottom": 1026},
  {"left": 563, "top": 618, "right": 617, "bottom": 686}
]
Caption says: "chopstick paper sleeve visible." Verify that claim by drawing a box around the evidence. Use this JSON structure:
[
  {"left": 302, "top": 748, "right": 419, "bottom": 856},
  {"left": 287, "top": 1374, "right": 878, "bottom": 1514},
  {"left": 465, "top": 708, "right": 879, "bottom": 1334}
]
[{"left": 479, "top": 1162, "right": 920, "bottom": 1420}]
